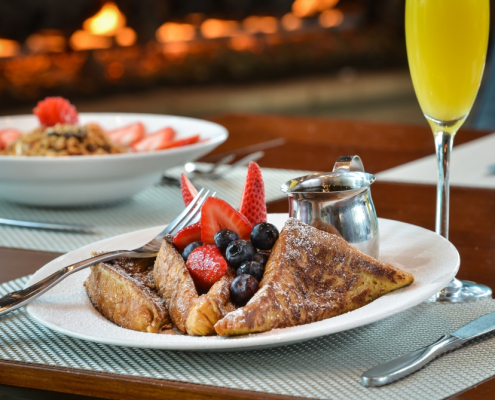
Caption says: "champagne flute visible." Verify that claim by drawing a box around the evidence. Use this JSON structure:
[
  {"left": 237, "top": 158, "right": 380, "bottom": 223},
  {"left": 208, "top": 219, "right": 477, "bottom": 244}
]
[{"left": 405, "top": 0, "right": 492, "bottom": 302}]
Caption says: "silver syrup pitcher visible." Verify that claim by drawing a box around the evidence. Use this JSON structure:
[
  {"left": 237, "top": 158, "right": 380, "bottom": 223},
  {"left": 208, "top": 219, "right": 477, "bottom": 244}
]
[{"left": 280, "top": 155, "right": 379, "bottom": 258}]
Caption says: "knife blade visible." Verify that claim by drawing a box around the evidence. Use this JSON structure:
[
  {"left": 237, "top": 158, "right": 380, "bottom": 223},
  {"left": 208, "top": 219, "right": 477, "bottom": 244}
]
[
  {"left": 0, "top": 218, "right": 95, "bottom": 234},
  {"left": 361, "top": 310, "right": 495, "bottom": 387}
]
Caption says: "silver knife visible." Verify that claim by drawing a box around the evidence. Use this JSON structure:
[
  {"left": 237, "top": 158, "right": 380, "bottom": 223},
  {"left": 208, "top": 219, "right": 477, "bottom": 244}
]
[
  {"left": 361, "top": 310, "right": 495, "bottom": 387},
  {"left": 0, "top": 218, "right": 95, "bottom": 234}
]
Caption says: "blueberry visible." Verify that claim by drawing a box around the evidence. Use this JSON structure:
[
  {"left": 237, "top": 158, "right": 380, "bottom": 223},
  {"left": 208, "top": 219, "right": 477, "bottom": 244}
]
[
  {"left": 225, "top": 240, "right": 255, "bottom": 269},
  {"left": 214, "top": 229, "right": 239, "bottom": 252},
  {"left": 253, "top": 252, "right": 269, "bottom": 267},
  {"left": 237, "top": 261, "right": 264, "bottom": 282},
  {"left": 250, "top": 223, "right": 279, "bottom": 250},
  {"left": 181, "top": 241, "right": 203, "bottom": 261},
  {"left": 230, "top": 274, "right": 259, "bottom": 306}
]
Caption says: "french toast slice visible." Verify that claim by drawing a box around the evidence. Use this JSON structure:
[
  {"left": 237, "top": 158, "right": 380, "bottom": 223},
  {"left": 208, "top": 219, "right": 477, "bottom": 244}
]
[
  {"left": 153, "top": 240, "right": 236, "bottom": 335},
  {"left": 84, "top": 258, "right": 172, "bottom": 333},
  {"left": 153, "top": 240, "right": 198, "bottom": 333},
  {"left": 215, "top": 218, "right": 414, "bottom": 336},
  {"left": 186, "top": 268, "right": 236, "bottom": 336}
]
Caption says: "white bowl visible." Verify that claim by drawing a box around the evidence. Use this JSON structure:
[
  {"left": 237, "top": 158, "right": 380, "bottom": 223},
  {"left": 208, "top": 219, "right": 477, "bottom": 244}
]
[{"left": 0, "top": 113, "right": 228, "bottom": 206}]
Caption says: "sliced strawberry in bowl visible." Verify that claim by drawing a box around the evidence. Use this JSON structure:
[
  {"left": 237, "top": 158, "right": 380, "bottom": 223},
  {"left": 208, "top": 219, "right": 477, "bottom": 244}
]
[
  {"left": 201, "top": 197, "right": 253, "bottom": 245},
  {"left": 33, "top": 97, "right": 78, "bottom": 127},
  {"left": 180, "top": 173, "right": 198, "bottom": 207},
  {"left": 186, "top": 245, "right": 228, "bottom": 292},
  {"left": 239, "top": 162, "right": 267, "bottom": 226},
  {"left": 173, "top": 221, "right": 202, "bottom": 252},
  {"left": 161, "top": 134, "right": 200, "bottom": 150},
  {"left": 0, "top": 128, "right": 21, "bottom": 150},
  {"left": 132, "top": 127, "right": 176, "bottom": 152},
  {"left": 107, "top": 122, "right": 145, "bottom": 147},
  {"left": 151, "top": 127, "right": 175, "bottom": 142}
]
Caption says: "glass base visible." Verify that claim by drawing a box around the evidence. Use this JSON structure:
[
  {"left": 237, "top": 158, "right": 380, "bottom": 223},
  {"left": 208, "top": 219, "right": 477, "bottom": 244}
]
[{"left": 428, "top": 278, "right": 492, "bottom": 303}]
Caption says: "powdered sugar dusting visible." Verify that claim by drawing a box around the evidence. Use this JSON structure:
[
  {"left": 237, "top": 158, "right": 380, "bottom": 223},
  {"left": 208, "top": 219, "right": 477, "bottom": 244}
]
[{"left": 281, "top": 218, "right": 349, "bottom": 272}]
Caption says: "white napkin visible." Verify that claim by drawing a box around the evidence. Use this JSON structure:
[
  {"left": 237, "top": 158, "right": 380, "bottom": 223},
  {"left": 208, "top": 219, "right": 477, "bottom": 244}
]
[{"left": 376, "top": 133, "right": 495, "bottom": 188}]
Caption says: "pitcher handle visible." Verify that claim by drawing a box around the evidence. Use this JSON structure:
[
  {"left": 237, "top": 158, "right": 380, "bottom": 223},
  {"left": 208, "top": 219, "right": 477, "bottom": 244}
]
[{"left": 333, "top": 155, "right": 365, "bottom": 173}]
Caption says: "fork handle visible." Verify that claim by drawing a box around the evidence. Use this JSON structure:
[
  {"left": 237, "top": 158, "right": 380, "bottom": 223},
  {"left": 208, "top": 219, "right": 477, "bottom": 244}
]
[{"left": 0, "top": 250, "right": 153, "bottom": 316}]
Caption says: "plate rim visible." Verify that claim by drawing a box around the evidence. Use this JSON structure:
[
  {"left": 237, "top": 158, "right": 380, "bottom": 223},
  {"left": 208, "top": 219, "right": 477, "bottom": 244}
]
[{"left": 25, "top": 215, "right": 460, "bottom": 351}]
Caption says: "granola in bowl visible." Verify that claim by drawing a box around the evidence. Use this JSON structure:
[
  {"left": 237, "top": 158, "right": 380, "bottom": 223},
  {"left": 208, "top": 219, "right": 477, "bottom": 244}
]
[
  {"left": 1, "top": 123, "right": 127, "bottom": 157},
  {"left": 0, "top": 96, "right": 201, "bottom": 156}
]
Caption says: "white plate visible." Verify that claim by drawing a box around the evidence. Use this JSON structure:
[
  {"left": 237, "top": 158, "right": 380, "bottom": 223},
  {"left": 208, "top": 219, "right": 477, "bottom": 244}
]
[
  {"left": 26, "top": 214, "right": 459, "bottom": 351},
  {"left": 0, "top": 113, "right": 227, "bottom": 206}
]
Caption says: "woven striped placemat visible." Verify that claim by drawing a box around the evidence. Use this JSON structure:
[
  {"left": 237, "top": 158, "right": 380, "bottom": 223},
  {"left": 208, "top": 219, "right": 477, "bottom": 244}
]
[
  {"left": 0, "top": 165, "right": 313, "bottom": 253},
  {"left": 2, "top": 276, "right": 495, "bottom": 400}
]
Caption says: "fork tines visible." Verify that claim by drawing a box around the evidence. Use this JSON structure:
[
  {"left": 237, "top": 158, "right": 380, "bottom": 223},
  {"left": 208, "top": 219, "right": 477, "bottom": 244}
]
[{"left": 166, "top": 189, "right": 212, "bottom": 236}]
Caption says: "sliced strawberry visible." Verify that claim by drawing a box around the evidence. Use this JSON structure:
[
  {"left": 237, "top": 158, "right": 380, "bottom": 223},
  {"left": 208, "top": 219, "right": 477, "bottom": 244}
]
[
  {"left": 161, "top": 134, "right": 200, "bottom": 150},
  {"left": 0, "top": 128, "right": 21, "bottom": 150},
  {"left": 239, "top": 162, "right": 267, "bottom": 226},
  {"left": 201, "top": 197, "right": 253, "bottom": 245},
  {"left": 152, "top": 126, "right": 175, "bottom": 141},
  {"left": 173, "top": 221, "right": 202, "bottom": 252},
  {"left": 33, "top": 97, "right": 78, "bottom": 127},
  {"left": 132, "top": 127, "right": 175, "bottom": 152},
  {"left": 186, "top": 245, "right": 228, "bottom": 292},
  {"left": 107, "top": 122, "right": 145, "bottom": 147},
  {"left": 180, "top": 173, "right": 198, "bottom": 207}
]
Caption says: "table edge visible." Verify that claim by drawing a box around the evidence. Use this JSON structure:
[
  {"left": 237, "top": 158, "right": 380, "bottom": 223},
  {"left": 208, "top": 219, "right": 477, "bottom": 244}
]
[{"left": 0, "top": 359, "right": 308, "bottom": 400}]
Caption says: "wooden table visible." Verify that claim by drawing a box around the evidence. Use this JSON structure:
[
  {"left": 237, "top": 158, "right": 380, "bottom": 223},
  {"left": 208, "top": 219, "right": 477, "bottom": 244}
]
[{"left": 1, "top": 114, "right": 494, "bottom": 400}]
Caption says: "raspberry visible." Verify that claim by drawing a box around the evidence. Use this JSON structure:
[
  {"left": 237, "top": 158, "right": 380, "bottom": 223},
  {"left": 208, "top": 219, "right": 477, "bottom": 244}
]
[
  {"left": 186, "top": 245, "right": 228, "bottom": 292},
  {"left": 33, "top": 97, "right": 78, "bottom": 127}
]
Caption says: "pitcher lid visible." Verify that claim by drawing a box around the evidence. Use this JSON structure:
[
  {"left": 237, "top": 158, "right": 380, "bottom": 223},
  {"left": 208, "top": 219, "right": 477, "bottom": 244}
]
[
  {"left": 281, "top": 155, "right": 375, "bottom": 194},
  {"left": 280, "top": 170, "right": 375, "bottom": 194}
]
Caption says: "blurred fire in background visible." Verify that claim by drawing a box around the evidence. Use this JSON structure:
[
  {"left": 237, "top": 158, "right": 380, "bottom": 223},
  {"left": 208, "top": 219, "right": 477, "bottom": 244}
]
[{"left": 0, "top": 0, "right": 406, "bottom": 109}]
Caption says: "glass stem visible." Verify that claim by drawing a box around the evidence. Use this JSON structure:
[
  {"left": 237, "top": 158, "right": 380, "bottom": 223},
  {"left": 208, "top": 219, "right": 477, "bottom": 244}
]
[{"left": 434, "top": 131, "right": 454, "bottom": 239}]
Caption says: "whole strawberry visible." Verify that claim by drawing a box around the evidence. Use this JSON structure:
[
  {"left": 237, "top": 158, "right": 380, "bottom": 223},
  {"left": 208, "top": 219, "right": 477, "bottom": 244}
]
[
  {"left": 239, "top": 162, "right": 267, "bottom": 226},
  {"left": 186, "top": 245, "right": 228, "bottom": 292}
]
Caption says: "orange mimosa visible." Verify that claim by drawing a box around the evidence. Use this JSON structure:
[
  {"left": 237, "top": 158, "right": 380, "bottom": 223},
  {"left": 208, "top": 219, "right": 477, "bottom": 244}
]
[
  {"left": 405, "top": 0, "right": 492, "bottom": 302},
  {"left": 406, "top": 0, "right": 489, "bottom": 132}
]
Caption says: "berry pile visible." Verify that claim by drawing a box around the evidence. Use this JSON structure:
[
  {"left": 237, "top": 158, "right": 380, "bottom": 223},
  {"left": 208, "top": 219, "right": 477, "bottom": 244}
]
[{"left": 174, "top": 163, "right": 280, "bottom": 305}]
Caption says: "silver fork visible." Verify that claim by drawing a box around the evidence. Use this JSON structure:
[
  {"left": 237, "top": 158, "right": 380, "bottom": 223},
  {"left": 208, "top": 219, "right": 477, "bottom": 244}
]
[{"left": 0, "top": 189, "right": 213, "bottom": 317}]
